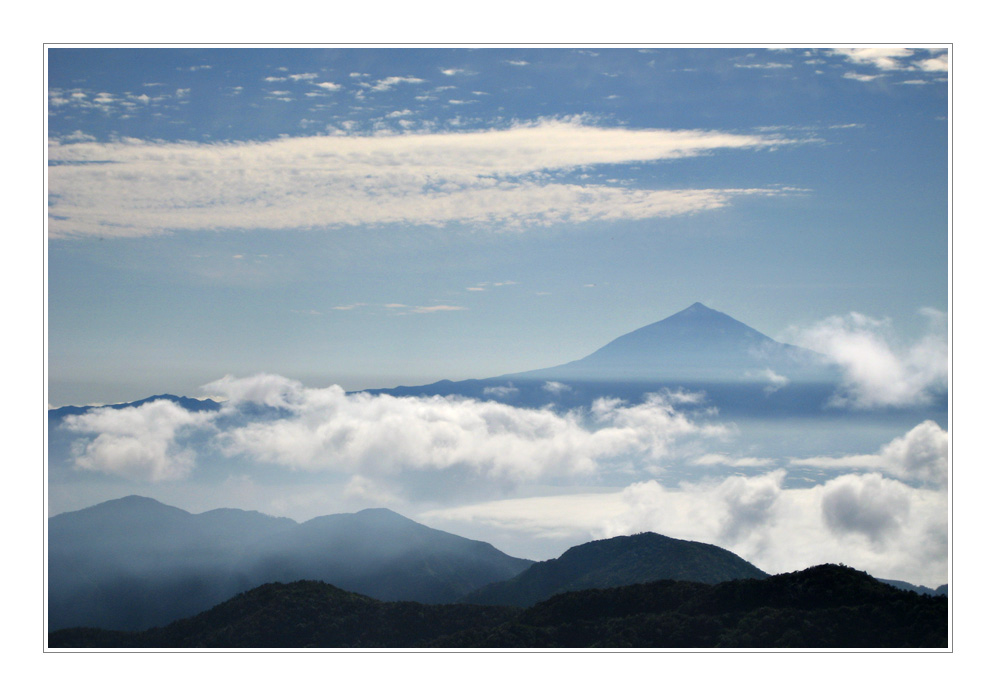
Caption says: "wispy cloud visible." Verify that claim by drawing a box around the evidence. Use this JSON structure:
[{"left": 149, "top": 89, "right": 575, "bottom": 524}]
[
  {"left": 784, "top": 309, "right": 947, "bottom": 408},
  {"left": 370, "top": 76, "right": 426, "bottom": 91},
  {"left": 831, "top": 47, "right": 948, "bottom": 82},
  {"left": 49, "top": 119, "right": 797, "bottom": 239},
  {"left": 832, "top": 48, "right": 916, "bottom": 71}
]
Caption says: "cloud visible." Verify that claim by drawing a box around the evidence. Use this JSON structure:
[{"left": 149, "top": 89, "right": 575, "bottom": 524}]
[
  {"left": 314, "top": 81, "right": 342, "bottom": 91},
  {"left": 832, "top": 48, "right": 915, "bottom": 71},
  {"left": 916, "top": 54, "right": 949, "bottom": 72},
  {"left": 482, "top": 385, "right": 519, "bottom": 399},
  {"left": 202, "top": 375, "right": 726, "bottom": 485},
  {"left": 747, "top": 368, "right": 789, "bottom": 394},
  {"left": 542, "top": 381, "right": 571, "bottom": 394},
  {"left": 842, "top": 72, "right": 883, "bottom": 82},
  {"left": 784, "top": 310, "right": 947, "bottom": 408},
  {"left": 62, "top": 399, "right": 216, "bottom": 481},
  {"left": 426, "top": 469, "right": 947, "bottom": 586},
  {"left": 734, "top": 62, "right": 792, "bottom": 69},
  {"left": 48, "top": 119, "right": 797, "bottom": 239},
  {"left": 820, "top": 473, "right": 912, "bottom": 544},
  {"left": 831, "top": 48, "right": 948, "bottom": 81},
  {"left": 370, "top": 76, "right": 426, "bottom": 91},
  {"left": 791, "top": 420, "right": 948, "bottom": 485}
]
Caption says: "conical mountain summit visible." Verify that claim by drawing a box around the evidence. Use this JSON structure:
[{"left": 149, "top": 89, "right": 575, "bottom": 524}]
[{"left": 506, "top": 302, "right": 831, "bottom": 383}]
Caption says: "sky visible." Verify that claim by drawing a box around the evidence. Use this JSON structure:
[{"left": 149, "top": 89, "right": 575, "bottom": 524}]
[
  {"left": 47, "top": 46, "right": 948, "bottom": 406},
  {"left": 47, "top": 46, "right": 950, "bottom": 587}
]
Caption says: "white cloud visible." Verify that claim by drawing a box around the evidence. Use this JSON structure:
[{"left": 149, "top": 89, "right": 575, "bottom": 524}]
[
  {"left": 821, "top": 473, "right": 912, "bottom": 544},
  {"left": 842, "top": 72, "right": 883, "bottom": 82},
  {"left": 314, "top": 81, "right": 342, "bottom": 91},
  {"left": 62, "top": 400, "right": 216, "bottom": 482},
  {"left": 833, "top": 48, "right": 915, "bottom": 71},
  {"left": 482, "top": 385, "right": 519, "bottom": 399},
  {"left": 370, "top": 76, "right": 426, "bottom": 91},
  {"left": 48, "top": 119, "right": 796, "bottom": 239},
  {"left": 747, "top": 368, "right": 789, "bottom": 394},
  {"left": 785, "top": 310, "right": 947, "bottom": 408},
  {"left": 426, "top": 469, "right": 948, "bottom": 586},
  {"left": 916, "top": 53, "right": 949, "bottom": 72},
  {"left": 542, "top": 381, "right": 571, "bottom": 394},
  {"left": 791, "top": 420, "right": 948, "bottom": 485},
  {"left": 203, "top": 375, "right": 726, "bottom": 484}
]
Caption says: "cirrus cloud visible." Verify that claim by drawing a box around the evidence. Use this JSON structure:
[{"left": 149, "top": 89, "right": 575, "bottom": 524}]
[{"left": 48, "top": 119, "right": 796, "bottom": 239}]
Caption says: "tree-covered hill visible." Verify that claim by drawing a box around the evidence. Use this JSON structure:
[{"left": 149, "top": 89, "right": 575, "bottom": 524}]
[
  {"left": 461, "top": 531, "right": 769, "bottom": 607},
  {"left": 48, "top": 564, "right": 947, "bottom": 649}
]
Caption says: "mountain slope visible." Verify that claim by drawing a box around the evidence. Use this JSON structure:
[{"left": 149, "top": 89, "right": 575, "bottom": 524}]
[
  {"left": 243, "top": 507, "right": 535, "bottom": 604},
  {"left": 461, "top": 531, "right": 768, "bottom": 607},
  {"left": 48, "top": 497, "right": 533, "bottom": 631},
  {"left": 505, "top": 302, "right": 830, "bottom": 383},
  {"left": 366, "top": 303, "right": 847, "bottom": 415},
  {"left": 48, "top": 565, "right": 947, "bottom": 649}
]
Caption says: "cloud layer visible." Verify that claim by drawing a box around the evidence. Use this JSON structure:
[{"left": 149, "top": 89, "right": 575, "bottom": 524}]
[
  {"left": 61, "top": 375, "right": 727, "bottom": 485},
  {"left": 48, "top": 120, "right": 793, "bottom": 238},
  {"left": 426, "top": 467, "right": 948, "bottom": 586}
]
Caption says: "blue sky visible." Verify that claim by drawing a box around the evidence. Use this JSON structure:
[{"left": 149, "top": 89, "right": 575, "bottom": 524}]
[
  {"left": 47, "top": 47, "right": 948, "bottom": 406},
  {"left": 46, "top": 46, "right": 951, "bottom": 586}
]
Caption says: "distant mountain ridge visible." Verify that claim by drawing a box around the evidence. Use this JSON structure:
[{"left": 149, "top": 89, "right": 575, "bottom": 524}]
[
  {"left": 462, "top": 531, "right": 769, "bottom": 607},
  {"left": 48, "top": 496, "right": 533, "bottom": 631},
  {"left": 48, "top": 393, "right": 221, "bottom": 419}
]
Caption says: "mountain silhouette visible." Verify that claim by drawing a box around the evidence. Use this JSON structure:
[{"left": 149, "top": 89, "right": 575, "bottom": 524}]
[
  {"left": 504, "top": 302, "right": 831, "bottom": 383},
  {"left": 371, "top": 302, "right": 843, "bottom": 414},
  {"left": 461, "top": 531, "right": 769, "bottom": 607},
  {"left": 48, "top": 496, "right": 533, "bottom": 631},
  {"left": 48, "top": 565, "right": 947, "bottom": 648}
]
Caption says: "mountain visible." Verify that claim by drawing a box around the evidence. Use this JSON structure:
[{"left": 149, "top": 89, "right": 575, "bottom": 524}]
[
  {"left": 368, "top": 303, "right": 850, "bottom": 415},
  {"left": 461, "top": 531, "right": 769, "bottom": 607},
  {"left": 48, "top": 565, "right": 947, "bottom": 649},
  {"left": 48, "top": 393, "right": 221, "bottom": 421},
  {"left": 878, "top": 578, "right": 949, "bottom": 596},
  {"left": 48, "top": 496, "right": 533, "bottom": 631},
  {"left": 504, "top": 302, "right": 831, "bottom": 383}
]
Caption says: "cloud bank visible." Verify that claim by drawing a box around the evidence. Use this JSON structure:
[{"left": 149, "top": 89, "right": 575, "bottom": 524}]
[
  {"left": 48, "top": 120, "right": 794, "bottom": 239},
  {"left": 61, "top": 375, "right": 727, "bottom": 486},
  {"left": 426, "top": 467, "right": 948, "bottom": 586}
]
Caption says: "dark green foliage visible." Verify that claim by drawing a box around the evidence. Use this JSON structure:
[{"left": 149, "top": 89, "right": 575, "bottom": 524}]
[
  {"left": 462, "top": 532, "right": 768, "bottom": 607},
  {"left": 49, "top": 564, "right": 947, "bottom": 649}
]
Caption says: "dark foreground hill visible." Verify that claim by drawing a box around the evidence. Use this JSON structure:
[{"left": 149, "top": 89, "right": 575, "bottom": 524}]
[
  {"left": 48, "top": 496, "right": 533, "bottom": 631},
  {"left": 48, "top": 565, "right": 948, "bottom": 649},
  {"left": 462, "top": 532, "right": 768, "bottom": 607}
]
